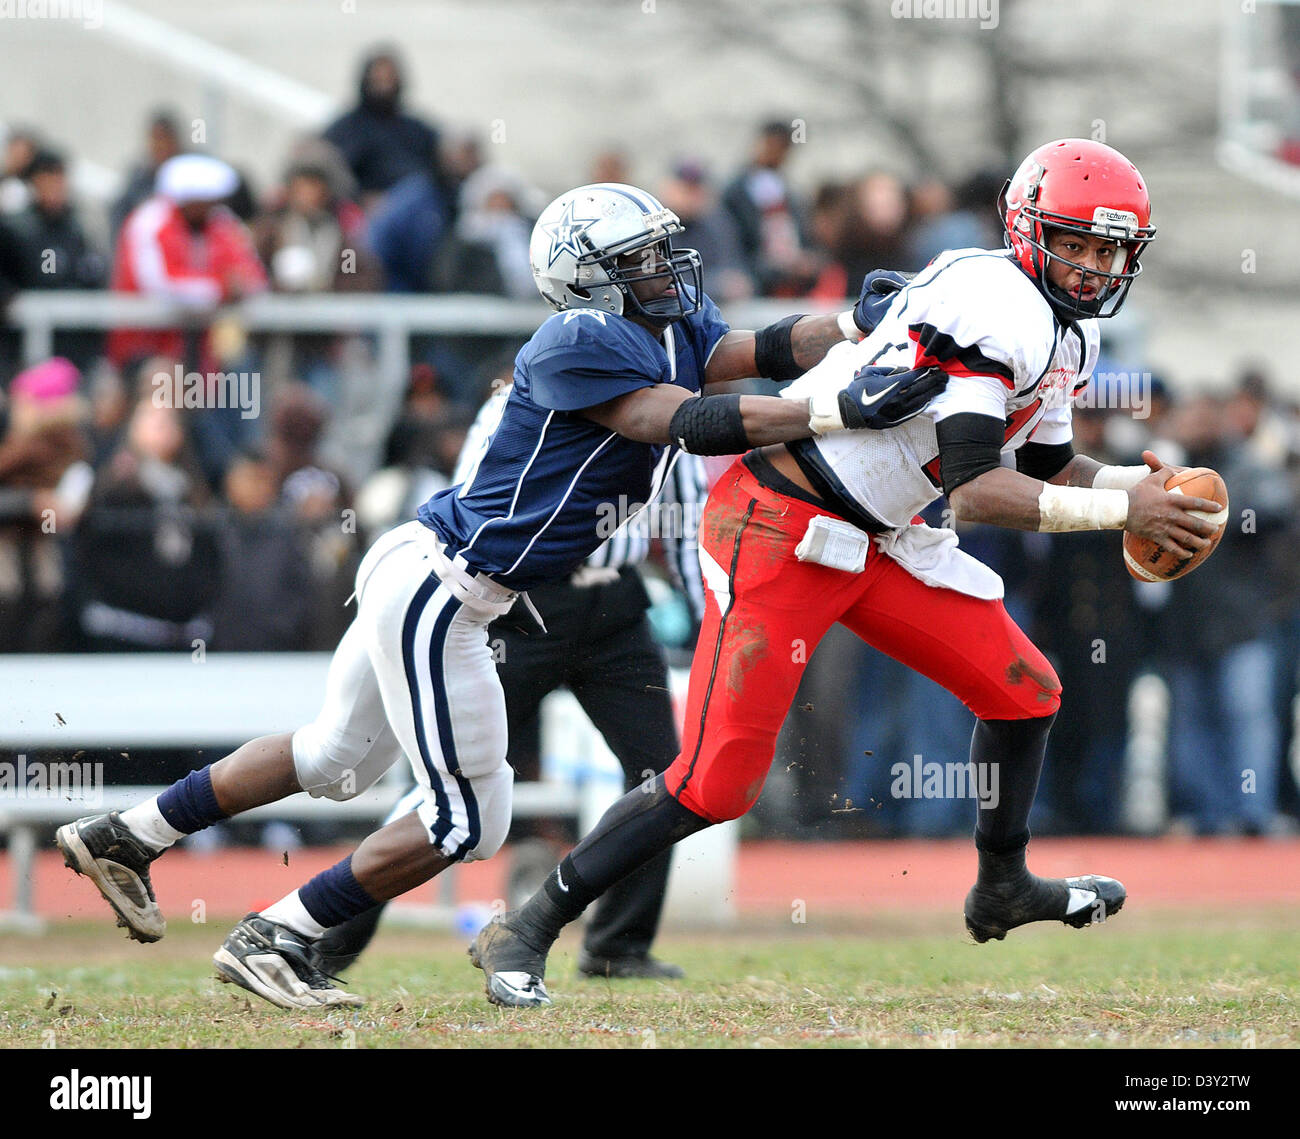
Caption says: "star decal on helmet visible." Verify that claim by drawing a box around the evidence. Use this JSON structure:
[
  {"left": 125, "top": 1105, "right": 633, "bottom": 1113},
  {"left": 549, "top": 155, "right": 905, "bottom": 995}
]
[{"left": 543, "top": 199, "right": 600, "bottom": 268}]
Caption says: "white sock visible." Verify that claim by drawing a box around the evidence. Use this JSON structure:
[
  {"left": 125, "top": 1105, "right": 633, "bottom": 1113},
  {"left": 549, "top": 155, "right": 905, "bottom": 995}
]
[
  {"left": 260, "top": 890, "right": 329, "bottom": 940},
  {"left": 119, "top": 798, "right": 187, "bottom": 852}
]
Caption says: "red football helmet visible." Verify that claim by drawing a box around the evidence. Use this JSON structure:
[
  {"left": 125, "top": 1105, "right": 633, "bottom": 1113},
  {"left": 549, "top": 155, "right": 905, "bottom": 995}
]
[{"left": 1000, "top": 138, "right": 1156, "bottom": 319}]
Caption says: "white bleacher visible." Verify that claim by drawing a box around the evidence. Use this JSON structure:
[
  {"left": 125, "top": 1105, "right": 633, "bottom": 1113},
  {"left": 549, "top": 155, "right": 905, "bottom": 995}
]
[{"left": 0, "top": 653, "right": 735, "bottom": 932}]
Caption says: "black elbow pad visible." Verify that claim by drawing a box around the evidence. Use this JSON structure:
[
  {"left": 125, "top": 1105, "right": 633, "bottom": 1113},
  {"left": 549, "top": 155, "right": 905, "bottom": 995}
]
[
  {"left": 936, "top": 413, "right": 1004, "bottom": 498},
  {"left": 669, "top": 394, "right": 751, "bottom": 456}
]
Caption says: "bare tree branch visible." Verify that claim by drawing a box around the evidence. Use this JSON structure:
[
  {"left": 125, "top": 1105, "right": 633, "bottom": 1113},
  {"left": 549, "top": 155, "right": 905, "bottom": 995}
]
[{"left": 690, "top": 0, "right": 944, "bottom": 170}]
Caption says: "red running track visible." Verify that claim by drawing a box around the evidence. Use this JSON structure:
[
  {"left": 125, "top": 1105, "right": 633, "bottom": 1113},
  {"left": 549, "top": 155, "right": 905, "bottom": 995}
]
[{"left": 6, "top": 837, "right": 1298, "bottom": 922}]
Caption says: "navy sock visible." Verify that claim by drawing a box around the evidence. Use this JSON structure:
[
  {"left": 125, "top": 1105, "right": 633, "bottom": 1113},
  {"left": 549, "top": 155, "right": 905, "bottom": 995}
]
[
  {"left": 156, "top": 767, "right": 228, "bottom": 835},
  {"left": 299, "top": 854, "right": 379, "bottom": 930}
]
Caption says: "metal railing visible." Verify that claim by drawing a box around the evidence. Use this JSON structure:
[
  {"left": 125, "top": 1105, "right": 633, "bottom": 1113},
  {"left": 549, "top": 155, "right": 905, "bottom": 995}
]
[
  {"left": 4, "top": 290, "right": 835, "bottom": 479},
  {"left": 4, "top": 290, "right": 835, "bottom": 369}
]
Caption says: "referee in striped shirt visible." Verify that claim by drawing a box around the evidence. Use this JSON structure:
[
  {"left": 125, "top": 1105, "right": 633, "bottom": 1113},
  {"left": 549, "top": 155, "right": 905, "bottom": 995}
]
[{"left": 316, "top": 385, "right": 708, "bottom": 979}]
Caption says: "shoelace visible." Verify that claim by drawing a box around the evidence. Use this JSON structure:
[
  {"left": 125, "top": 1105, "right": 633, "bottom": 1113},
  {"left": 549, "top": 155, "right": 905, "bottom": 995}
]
[
  {"left": 239, "top": 916, "right": 357, "bottom": 993},
  {"left": 304, "top": 960, "right": 352, "bottom": 990},
  {"left": 273, "top": 938, "right": 354, "bottom": 991}
]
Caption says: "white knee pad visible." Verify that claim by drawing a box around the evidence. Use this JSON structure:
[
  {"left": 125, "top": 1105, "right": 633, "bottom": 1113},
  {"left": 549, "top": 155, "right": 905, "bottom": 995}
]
[
  {"left": 292, "top": 722, "right": 397, "bottom": 802},
  {"left": 416, "top": 760, "right": 514, "bottom": 862},
  {"left": 462, "top": 762, "right": 515, "bottom": 861}
]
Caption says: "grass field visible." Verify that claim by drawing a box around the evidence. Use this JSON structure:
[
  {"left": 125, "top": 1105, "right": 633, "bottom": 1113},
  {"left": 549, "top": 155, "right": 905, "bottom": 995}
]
[{"left": 1, "top": 908, "right": 1296, "bottom": 1049}]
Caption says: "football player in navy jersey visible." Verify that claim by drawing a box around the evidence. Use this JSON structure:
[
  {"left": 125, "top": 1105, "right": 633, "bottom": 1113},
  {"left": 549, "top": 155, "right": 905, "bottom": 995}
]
[{"left": 55, "top": 182, "right": 941, "bottom": 1009}]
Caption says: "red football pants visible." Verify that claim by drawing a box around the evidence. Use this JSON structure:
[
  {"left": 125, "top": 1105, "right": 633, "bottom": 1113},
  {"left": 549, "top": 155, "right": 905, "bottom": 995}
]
[{"left": 665, "top": 460, "right": 1061, "bottom": 823}]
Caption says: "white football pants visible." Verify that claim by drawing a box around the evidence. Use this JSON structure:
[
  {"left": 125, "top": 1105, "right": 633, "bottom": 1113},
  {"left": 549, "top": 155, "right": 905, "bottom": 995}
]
[{"left": 291, "top": 521, "right": 515, "bottom": 862}]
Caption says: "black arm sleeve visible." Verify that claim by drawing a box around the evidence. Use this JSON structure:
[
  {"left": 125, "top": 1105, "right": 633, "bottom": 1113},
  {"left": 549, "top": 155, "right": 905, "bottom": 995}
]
[
  {"left": 753, "top": 315, "right": 807, "bottom": 382},
  {"left": 936, "top": 413, "right": 1004, "bottom": 498},
  {"left": 1016, "top": 440, "right": 1075, "bottom": 482}
]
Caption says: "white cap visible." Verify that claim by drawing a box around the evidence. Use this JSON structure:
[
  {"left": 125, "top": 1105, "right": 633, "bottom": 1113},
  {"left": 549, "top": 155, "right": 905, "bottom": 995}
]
[{"left": 155, "top": 154, "right": 238, "bottom": 204}]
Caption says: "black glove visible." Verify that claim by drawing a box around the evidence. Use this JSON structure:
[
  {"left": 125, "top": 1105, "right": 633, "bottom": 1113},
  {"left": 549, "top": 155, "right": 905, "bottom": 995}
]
[
  {"left": 852, "top": 269, "right": 911, "bottom": 336},
  {"left": 836, "top": 364, "right": 947, "bottom": 430}
]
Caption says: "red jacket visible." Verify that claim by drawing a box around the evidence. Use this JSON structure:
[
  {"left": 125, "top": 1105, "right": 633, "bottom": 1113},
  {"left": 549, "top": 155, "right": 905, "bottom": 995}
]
[{"left": 108, "top": 197, "right": 267, "bottom": 368}]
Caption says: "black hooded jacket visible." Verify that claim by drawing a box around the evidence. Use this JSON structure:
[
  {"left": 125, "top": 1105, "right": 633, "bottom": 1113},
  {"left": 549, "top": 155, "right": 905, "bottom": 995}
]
[{"left": 323, "top": 51, "right": 439, "bottom": 195}]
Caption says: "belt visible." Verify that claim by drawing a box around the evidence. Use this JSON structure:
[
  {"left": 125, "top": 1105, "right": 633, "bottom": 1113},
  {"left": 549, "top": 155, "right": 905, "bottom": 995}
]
[{"left": 415, "top": 526, "right": 547, "bottom": 631}]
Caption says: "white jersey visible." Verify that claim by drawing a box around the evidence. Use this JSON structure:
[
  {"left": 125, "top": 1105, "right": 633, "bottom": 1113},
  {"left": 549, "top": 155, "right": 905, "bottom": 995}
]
[{"left": 782, "top": 248, "right": 1100, "bottom": 529}]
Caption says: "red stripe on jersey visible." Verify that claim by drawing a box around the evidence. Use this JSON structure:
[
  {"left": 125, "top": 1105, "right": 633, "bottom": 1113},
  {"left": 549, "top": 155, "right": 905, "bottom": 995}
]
[
  {"left": 1004, "top": 398, "right": 1043, "bottom": 443},
  {"left": 908, "top": 325, "right": 1016, "bottom": 390}
]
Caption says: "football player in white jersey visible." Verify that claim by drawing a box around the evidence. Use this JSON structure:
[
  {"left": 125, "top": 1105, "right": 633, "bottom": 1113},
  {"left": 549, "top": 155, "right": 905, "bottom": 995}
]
[{"left": 471, "top": 139, "right": 1224, "bottom": 1008}]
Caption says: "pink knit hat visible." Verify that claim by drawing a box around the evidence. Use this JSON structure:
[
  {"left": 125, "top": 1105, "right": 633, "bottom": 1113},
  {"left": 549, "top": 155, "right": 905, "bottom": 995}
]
[{"left": 11, "top": 357, "right": 80, "bottom": 403}]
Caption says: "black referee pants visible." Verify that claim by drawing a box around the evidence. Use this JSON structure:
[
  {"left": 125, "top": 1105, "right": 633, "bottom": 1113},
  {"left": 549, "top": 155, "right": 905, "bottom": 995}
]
[{"left": 493, "top": 565, "right": 678, "bottom": 960}]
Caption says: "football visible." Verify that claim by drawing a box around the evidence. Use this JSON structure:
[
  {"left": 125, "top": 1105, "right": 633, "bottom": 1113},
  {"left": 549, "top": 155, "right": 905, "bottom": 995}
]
[{"left": 1122, "top": 467, "right": 1230, "bottom": 582}]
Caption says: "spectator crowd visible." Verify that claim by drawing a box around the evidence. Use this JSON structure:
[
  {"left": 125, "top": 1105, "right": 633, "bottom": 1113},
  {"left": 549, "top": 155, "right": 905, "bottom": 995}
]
[{"left": 1, "top": 47, "right": 1298, "bottom": 839}]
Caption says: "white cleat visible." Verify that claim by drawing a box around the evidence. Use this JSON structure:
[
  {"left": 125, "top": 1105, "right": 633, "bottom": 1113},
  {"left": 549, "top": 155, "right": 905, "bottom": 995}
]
[{"left": 56, "top": 812, "right": 166, "bottom": 943}]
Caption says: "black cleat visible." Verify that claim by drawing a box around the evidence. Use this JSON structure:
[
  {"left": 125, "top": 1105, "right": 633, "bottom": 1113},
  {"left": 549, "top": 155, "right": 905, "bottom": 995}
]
[
  {"left": 56, "top": 812, "right": 165, "bottom": 943},
  {"left": 213, "top": 913, "right": 364, "bottom": 1010},
  {"left": 577, "top": 953, "right": 685, "bottom": 980},
  {"left": 468, "top": 915, "right": 552, "bottom": 1008},
  {"left": 964, "top": 873, "right": 1126, "bottom": 943}
]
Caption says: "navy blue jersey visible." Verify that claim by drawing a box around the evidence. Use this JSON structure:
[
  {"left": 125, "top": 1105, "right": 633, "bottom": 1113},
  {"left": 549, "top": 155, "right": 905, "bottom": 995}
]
[{"left": 418, "top": 292, "right": 729, "bottom": 590}]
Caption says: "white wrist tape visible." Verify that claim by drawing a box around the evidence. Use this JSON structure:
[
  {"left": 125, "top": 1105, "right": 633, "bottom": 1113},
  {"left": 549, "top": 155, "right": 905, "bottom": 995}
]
[
  {"left": 837, "top": 309, "right": 864, "bottom": 342},
  {"left": 1037, "top": 484, "right": 1129, "bottom": 532},
  {"left": 808, "top": 389, "right": 845, "bottom": 434},
  {"left": 1092, "top": 464, "right": 1149, "bottom": 491}
]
